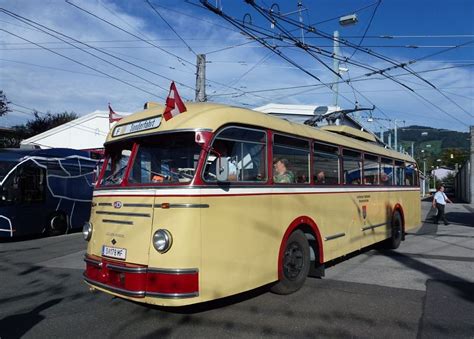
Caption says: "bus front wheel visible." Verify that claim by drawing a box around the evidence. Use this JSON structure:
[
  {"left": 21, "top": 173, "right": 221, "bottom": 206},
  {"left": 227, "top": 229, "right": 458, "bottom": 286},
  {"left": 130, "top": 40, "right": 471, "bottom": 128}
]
[
  {"left": 46, "top": 213, "right": 68, "bottom": 236},
  {"left": 386, "top": 211, "right": 403, "bottom": 249},
  {"left": 271, "top": 230, "right": 310, "bottom": 295}
]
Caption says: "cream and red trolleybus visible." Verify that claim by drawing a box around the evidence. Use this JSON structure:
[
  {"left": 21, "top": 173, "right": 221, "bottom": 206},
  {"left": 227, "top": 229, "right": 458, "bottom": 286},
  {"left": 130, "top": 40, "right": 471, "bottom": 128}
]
[{"left": 83, "top": 102, "right": 421, "bottom": 306}]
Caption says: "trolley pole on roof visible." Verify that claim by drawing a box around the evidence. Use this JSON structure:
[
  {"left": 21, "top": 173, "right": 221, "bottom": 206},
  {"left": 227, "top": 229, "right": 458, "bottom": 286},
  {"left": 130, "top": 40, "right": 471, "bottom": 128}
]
[{"left": 195, "top": 54, "right": 207, "bottom": 102}]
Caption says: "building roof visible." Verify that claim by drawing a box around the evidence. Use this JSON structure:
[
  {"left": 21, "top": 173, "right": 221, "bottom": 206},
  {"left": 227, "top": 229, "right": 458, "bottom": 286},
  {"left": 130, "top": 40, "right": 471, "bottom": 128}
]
[{"left": 20, "top": 110, "right": 130, "bottom": 150}]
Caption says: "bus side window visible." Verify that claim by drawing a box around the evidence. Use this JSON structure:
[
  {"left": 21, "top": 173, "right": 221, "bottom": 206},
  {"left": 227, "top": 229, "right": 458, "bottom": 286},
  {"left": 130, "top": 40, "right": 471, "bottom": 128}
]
[
  {"left": 19, "top": 164, "right": 45, "bottom": 203},
  {"left": 273, "top": 134, "right": 310, "bottom": 184},
  {"left": 394, "top": 161, "right": 405, "bottom": 186},
  {"left": 342, "top": 149, "right": 362, "bottom": 185},
  {"left": 364, "top": 154, "right": 379, "bottom": 185},
  {"left": 313, "top": 142, "right": 339, "bottom": 185},
  {"left": 405, "top": 162, "right": 415, "bottom": 186},
  {"left": 381, "top": 158, "right": 393, "bottom": 186},
  {"left": 204, "top": 127, "right": 267, "bottom": 182}
]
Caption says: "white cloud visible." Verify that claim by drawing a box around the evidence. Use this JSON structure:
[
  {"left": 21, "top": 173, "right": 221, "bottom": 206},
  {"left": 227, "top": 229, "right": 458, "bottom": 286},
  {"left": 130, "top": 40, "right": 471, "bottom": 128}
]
[{"left": 0, "top": 0, "right": 472, "bottom": 132}]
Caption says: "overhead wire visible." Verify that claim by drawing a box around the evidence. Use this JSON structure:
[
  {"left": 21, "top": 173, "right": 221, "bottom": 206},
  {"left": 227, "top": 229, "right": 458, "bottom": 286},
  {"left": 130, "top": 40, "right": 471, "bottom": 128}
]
[
  {"left": 249, "top": 1, "right": 437, "bottom": 90},
  {"left": 204, "top": 2, "right": 472, "bottom": 126},
  {"left": 0, "top": 28, "right": 163, "bottom": 99},
  {"left": 215, "top": 4, "right": 399, "bottom": 120},
  {"left": 65, "top": 0, "right": 194, "bottom": 68},
  {"left": 0, "top": 10, "right": 172, "bottom": 95},
  {"left": 145, "top": 0, "right": 198, "bottom": 56},
  {"left": 64, "top": 0, "right": 276, "bottom": 103},
  {"left": 347, "top": 0, "right": 381, "bottom": 60},
  {"left": 0, "top": 8, "right": 196, "bottom": 94},
  {"left": 200, "top": 1, "right": 367, "bottom": 109},
  {"left": 212, "top": 51, "right": 274, "bottom": 99}
]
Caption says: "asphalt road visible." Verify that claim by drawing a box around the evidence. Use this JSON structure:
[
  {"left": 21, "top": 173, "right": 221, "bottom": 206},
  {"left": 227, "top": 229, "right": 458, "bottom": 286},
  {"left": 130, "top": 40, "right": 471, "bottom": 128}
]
[{"left": 0, "top": 200, "right": 473, "bottom": 338}]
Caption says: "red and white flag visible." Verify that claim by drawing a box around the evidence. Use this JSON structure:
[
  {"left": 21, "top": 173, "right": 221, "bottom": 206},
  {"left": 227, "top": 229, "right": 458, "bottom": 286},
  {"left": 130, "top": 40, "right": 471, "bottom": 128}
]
[
  {"left": 163, "top": 81, "right": 187, "bottom": 121},
  {"left": 108, "top": 103, "right": 122, "bottom": 123}
]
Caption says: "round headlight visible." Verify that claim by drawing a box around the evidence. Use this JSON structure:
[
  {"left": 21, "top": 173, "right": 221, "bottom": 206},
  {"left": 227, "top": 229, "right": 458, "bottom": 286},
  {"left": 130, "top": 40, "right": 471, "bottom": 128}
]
[
  {"left": 83, "top": 222, "right": 93, "bottom": 241},
  {"left": 153, "top": 229, "right": 173, "bottom": 253}
]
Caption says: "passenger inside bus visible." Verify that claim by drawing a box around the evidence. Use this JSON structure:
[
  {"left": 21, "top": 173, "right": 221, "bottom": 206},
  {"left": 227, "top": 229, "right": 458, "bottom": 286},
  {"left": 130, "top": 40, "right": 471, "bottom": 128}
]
[
  {"left": 381, "top": 172, "right": 391, "bottom": 185},
  {"left": 316, "top": 171, "right": 325, "bottom": 184},
  {"left": 273, "top": 158, "right": 295, "bottom": 183}
]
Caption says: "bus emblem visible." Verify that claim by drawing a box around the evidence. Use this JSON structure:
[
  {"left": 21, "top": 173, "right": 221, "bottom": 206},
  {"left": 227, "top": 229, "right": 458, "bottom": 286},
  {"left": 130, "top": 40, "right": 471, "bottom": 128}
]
[{"left": 113, "top": 201, "right": 123, "bottom": 209}]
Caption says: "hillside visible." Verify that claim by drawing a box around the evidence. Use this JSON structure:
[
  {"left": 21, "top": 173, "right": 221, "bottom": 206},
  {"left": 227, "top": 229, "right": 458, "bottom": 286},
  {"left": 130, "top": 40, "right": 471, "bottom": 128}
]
[{"left": 375, "top": 125, "right": 470, "bottom": 169}]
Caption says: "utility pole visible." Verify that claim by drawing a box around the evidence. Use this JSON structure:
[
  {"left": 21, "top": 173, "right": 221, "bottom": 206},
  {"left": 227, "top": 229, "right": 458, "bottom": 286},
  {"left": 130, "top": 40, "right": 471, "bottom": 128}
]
[
  {"left": 393, "top": 119, "right": 405, "bottom": 152},
  {"left": 195, "top": 54, "right": 207, "bottom": 102},
  {"left": 394, "top": 119, "right": 398, "bottom": 152},
  {"left": 388, "top": 133, "right": 392, "bottom": 148},
  {"left": 332, "top": 31, "right": 340, "bottom": 107},
  {"left": 423, "top": 160, "right": 426, "bottom": 196}
]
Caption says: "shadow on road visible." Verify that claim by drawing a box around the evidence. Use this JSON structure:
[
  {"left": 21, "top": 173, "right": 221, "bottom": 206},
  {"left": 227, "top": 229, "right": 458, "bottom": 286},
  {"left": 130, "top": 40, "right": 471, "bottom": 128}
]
[
  {"left": 445, "top": 211, "right": 474, "bottom": 227},
  {"left": 379, "top": 250, "right": 474, "bottom": 303},
  {"left": 0, "top": 298, "right": 62, "bottom": 339}
]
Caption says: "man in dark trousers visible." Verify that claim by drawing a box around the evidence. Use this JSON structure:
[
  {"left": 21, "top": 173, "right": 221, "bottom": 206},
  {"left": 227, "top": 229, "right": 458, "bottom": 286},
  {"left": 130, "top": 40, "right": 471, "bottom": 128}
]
[{"left": 432, "top": 184, "right": 453, "bottom": 225}]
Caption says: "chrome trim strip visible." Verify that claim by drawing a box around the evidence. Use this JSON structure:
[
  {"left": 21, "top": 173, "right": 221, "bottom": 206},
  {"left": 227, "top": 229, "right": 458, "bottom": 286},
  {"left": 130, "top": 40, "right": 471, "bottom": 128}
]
[
  {"left": 83, "top": 275, "right": 145, "bottom": 298},
  {"left": 154, "top": 203, "right": 209, "bottom": 209},
  {"left": 324, "top": 232, "right": 346, "bottom": 241},
  {"left": 96, "top": 211, "right": 151, "bottom": 217},
  {"left": 84, "top": 256, "right": 102, "bottom": 267},
  {"left": 361, "top": 222, "right": 388, "bottom": 231},
  {"left": 98, "top": 202, "right": 112, "bottom": 206},
  {"left": 123, "top": 203, "right": 153, "bottom": 208},
  {"left": 102, "top": 219, "right": 134, "bottom": 225},
  {"left": 146, "top": 291, "right": 199, "bottom": 299},
  {"left": 147, "top": 268, "right": 199, "bottom": 274},
  {"left": 106, "top": 263, "right": 147, "bottom": 273}
]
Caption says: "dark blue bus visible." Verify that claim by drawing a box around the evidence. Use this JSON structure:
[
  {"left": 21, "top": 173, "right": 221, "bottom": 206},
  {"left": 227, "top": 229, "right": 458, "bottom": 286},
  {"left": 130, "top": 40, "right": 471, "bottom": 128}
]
[{"left": 0, "top": 148, "right": 98, "bottom": 238}]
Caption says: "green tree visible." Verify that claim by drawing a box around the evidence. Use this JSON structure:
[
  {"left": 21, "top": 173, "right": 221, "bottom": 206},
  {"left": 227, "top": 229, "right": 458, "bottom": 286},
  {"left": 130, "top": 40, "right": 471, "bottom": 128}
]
[
  {"left": 440, "top": 148, "right": 469, "bottom": 168},
  {"left": 24, "top": 111, "right": 78, "bottom": 136},
  {"left": 1, "top": 111, "right": 78, "bottom": 148},
  {"left": 0, "top": 90, "right": 11, "bottom": 116}
]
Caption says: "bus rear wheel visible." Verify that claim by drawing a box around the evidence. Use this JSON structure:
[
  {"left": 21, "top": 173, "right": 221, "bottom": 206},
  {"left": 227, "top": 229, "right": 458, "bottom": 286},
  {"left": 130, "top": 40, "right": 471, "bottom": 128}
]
[
  {"left": 46, "top": 213, "right": 68, "bottom": 236},
  {"left": 271, "top": 230, "right": 310, "bottom": 295},
  {"left": 386, "top": 211, "right": 403, "bottom": 249}
]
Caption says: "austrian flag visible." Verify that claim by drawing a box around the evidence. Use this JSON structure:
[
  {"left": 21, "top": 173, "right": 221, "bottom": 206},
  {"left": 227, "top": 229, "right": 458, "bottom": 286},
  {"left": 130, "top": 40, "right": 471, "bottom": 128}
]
[
  {"left": 108, "top": 103, "right": 122, "bottom": 123},
  {"left": 163, "top": 81, "right": 187, "bottom": 121}
]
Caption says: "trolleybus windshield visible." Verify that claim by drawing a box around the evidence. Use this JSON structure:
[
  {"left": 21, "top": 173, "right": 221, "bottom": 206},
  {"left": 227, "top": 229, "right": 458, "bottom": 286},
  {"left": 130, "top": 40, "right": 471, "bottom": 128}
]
[{"left": 99, "top": 132, "right": 201, "bottom": 186}]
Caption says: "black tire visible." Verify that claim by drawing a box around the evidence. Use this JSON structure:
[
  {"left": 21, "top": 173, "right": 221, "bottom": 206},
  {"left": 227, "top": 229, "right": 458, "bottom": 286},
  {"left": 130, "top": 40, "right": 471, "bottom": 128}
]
[
  {"left": 271, "top": 230, "right": 310, "bottom": 295},
  {"left": 386, "top": 211, "right": 403, "bottom": 249},
  {"left": 45, "top": 213, "right": 68, "bottom": 236}
]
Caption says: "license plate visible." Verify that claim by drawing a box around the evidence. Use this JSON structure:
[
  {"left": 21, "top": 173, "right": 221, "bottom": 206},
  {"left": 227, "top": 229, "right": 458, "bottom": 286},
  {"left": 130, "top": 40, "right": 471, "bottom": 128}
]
[{"left": 102, "top": 245, "right": 127, "bottom": 260}]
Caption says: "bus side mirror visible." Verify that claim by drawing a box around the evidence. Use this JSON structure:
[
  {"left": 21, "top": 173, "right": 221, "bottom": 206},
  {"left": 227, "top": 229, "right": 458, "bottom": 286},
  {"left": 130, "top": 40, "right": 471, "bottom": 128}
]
[{"left": 216, "top": 157, "right": 229, "bottom": 182}]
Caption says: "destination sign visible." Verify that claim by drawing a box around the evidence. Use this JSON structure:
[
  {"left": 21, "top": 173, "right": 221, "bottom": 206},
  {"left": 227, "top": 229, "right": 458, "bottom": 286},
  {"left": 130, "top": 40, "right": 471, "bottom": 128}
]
[{"left": 112, "top": 116, "right": 162, "bottom": 137}]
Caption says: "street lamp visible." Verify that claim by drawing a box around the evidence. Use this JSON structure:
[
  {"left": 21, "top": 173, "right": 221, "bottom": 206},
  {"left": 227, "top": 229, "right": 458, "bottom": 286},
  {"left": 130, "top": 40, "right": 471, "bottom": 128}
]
[
  {"left": 333, "top": 14, "right": 357, "bottom": 106},
  {"left": 339, "top": 14, "right": 358, "bottom": 26}
]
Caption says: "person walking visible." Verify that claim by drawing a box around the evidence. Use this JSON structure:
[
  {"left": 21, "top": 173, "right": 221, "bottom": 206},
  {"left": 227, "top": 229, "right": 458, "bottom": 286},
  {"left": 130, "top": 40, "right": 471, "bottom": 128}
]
[{"left": 432, "top": 184, "right": 453, "bottom": 225}]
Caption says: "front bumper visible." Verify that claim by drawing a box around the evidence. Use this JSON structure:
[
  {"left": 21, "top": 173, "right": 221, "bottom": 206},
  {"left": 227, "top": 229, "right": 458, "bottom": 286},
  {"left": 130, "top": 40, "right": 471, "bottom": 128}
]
[{"left": 83, "top": 254, "right": 199, "bottom": 299}]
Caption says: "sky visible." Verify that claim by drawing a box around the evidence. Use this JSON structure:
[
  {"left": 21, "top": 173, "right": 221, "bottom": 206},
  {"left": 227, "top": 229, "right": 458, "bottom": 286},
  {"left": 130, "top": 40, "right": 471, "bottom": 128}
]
[{"left": 0, "top": 0, "right": 473, "bottom": 133}]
